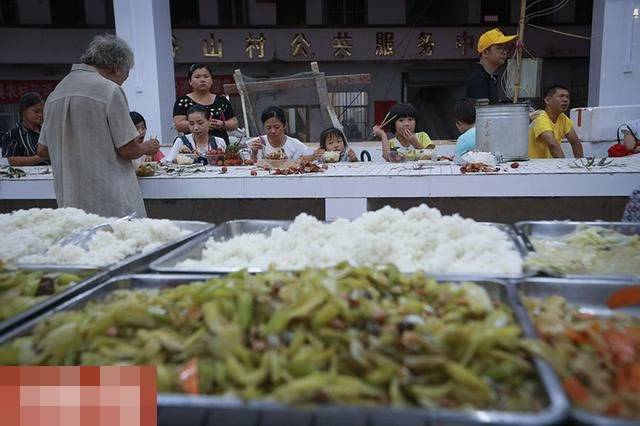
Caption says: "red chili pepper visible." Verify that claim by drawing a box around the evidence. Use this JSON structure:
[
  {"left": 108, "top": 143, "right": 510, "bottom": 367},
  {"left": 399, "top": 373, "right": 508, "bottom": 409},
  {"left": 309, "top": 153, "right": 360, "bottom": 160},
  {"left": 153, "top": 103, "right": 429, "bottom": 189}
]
[
  {"left": 179, "top": 358, "right": 199, "bottom": 395},
  {"left": 606, "top": 286, "right": 640, "bottom": 309}
]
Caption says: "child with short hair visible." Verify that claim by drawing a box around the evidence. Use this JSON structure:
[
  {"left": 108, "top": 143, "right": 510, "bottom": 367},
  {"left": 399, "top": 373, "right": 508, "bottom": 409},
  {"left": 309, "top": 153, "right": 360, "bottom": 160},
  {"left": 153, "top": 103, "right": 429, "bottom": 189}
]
[
  {"left": 371, "top": 102, "right": 434, "bottom": 162},
  {"left": 319, "top": 127, "right": 358, "bottom": 162},
  {"left": 453, "top": 98, "right": 477, "bottom": 160},
  {"left": 129, "top": 111, "right": 164, "bottom": 163}
]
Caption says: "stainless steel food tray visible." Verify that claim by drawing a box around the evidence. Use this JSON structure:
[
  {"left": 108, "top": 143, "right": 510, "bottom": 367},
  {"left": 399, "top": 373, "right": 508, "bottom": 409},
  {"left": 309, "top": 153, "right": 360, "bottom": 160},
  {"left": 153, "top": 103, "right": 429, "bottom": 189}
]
[
  {"left": 515, "top": 221, "right": 640, "bottom": 281},
  {"left": 150, "top": 220, "right": 533, "bottom": 279},
  {"left": 0, "top": 274, "right": 568, "bottom": 425},
  {"left": 0, "top": 221, "right": 214, "bottom": 334},
  {"left": 513, "top": 278, "right": 640, "bottom": 426},
  {"left": 13, "top": 220, "right": 214, "bottom": 272}
]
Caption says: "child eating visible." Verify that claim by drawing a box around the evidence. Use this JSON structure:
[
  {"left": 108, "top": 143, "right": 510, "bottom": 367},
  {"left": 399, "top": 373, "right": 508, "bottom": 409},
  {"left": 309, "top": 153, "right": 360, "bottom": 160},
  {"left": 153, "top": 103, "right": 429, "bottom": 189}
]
[{"left": 319, "top": 127, "right": 358, "bottom": 162}]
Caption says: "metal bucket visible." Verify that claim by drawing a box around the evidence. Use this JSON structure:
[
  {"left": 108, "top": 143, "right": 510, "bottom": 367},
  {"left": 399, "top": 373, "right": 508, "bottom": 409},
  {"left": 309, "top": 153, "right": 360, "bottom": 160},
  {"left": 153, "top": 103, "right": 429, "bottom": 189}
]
[{"left": 476, "top": 103, "right": 530, "bottom": 161}]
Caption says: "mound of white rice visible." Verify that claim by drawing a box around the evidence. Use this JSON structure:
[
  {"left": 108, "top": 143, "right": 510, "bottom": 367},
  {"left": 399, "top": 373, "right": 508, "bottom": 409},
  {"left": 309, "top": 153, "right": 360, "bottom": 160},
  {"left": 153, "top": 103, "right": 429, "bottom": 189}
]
[
  {"left": 0, "top": 208, "right": 188, "bottom": 266},
  {"left": 178, "top": 204, "right": 523, "bottom": 274},
  {"left": 460, "top": 151, "right": 497, "bottom": 166}
]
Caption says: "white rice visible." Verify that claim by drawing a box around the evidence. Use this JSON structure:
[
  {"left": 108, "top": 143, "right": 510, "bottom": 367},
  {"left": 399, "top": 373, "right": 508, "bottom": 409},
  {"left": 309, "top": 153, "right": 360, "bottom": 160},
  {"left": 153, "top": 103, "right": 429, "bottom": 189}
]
[
  {"left": 460, "top": 151, "right": 498, "bottom": 166},
  {"left": 0, "top": 208, "right": 188, "bottom": 266},
  {"left": 178, "top": 204, "right": 523, "bottom": 274}
]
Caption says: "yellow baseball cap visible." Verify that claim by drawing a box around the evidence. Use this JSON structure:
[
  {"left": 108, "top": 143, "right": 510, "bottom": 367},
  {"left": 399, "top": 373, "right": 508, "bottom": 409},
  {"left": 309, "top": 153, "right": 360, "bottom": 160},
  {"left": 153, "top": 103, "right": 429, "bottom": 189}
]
[{"left": 477, "top": 28, "right": 517, "bottom": 53}]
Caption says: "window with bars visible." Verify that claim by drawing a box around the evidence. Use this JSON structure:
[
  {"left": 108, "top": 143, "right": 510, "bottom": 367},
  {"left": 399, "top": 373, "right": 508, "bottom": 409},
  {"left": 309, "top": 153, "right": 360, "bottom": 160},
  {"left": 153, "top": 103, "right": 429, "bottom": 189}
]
[
  {"left": 324, "top": 0, "right": 366, "bottom": 25},
  {"left": 219, "top": 0, "right": 248, "bottom": 26},
  {"left": 329, "top": 91, "right": 368, "bottom": 142},
  {"left": 0, "top": 0, "right": 17, "bottom": 26}
]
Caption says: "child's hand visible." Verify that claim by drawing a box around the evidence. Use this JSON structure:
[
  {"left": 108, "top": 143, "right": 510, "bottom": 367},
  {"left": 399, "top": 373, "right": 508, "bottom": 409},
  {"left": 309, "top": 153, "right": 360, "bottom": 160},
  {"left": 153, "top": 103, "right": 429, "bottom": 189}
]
[
  {"left": 347, "top": 148, "right": 358, "bottom": 162},
  {"left": 372, "top": 125, "right": 386, "bottom": 139},
  {"left": 400, "top": 128, "right": 415, "bottom": 140},
  {"left": 179, "top": 146, "right": 191, "bottom": 153}
]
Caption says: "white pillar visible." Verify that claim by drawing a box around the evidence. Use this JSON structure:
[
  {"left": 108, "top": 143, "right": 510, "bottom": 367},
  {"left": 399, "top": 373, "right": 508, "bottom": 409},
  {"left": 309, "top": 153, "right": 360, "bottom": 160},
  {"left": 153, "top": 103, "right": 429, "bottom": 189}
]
[
  {"left": 588, "top": 0, "right": 640, "bottom": 106},
  {"left": 113, "top": 0, "right": 176, "bottom": 145}
]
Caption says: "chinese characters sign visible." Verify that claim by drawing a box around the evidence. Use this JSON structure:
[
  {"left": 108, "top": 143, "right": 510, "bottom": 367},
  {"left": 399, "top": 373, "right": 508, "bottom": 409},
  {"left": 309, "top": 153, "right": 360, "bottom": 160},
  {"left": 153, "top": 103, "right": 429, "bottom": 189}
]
[
  {"left": 167, "top": 28, "right": 501, "bottom": 61},
  {"left": 0, "top": 80, "right": 58, "bottom": 104}
]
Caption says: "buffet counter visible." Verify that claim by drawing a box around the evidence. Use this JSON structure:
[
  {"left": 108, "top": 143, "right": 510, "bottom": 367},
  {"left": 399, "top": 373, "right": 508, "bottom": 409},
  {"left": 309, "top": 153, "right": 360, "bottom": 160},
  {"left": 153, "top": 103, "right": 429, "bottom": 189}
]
[{"left": 1, "top": 157, "right": 639, "bottom": 220}]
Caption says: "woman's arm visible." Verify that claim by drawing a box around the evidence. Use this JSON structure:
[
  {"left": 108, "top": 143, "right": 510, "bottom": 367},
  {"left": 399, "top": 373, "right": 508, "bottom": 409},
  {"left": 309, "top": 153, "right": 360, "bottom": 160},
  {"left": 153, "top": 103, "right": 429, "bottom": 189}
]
[
  {"left": 8, "top": 156, "right": 47, "bottom": 166},
  {"left": 224, "top": 117, "right": 238, "bottom": 132},
  {"left": 36, "top": 143, "right": 49, "bottom": 158},
  {"left": 173, "top": 115, "right": 190, "bottom": 133}
]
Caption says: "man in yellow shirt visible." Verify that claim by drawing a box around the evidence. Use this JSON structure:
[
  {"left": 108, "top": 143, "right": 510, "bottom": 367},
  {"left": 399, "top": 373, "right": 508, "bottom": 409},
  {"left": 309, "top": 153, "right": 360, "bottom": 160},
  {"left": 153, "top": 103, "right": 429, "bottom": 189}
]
[{"left": 528, "top": 85, "right": 584, "bottom": 159}]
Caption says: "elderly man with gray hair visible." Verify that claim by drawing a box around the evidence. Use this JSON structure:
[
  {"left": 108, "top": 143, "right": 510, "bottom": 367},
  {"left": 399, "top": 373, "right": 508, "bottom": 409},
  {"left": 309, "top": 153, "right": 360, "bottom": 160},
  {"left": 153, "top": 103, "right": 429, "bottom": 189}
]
[{"left": 37, "top": 34, "right": 159, "bottom": 217}]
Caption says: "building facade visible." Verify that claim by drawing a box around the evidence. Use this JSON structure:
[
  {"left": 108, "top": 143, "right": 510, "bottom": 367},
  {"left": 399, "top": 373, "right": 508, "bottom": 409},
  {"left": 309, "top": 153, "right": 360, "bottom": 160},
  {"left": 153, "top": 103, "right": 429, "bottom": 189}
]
[{"left": 0, "top": 0, "right": 592, "bottom": 141}]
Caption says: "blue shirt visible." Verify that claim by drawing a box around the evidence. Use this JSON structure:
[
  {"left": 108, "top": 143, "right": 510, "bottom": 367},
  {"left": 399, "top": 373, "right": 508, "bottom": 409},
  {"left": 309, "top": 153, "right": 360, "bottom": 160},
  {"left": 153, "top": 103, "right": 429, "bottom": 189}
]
[{"left": 455, "top": 127, "right": 476, "bottom": 159}]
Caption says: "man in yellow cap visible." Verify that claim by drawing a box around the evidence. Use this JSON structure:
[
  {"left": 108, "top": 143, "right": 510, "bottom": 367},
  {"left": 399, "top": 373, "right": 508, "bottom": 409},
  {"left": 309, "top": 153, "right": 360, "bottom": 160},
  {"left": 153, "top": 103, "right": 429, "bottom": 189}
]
[{"left": 466, "top": 28, "right": 517, "bottom": 104}]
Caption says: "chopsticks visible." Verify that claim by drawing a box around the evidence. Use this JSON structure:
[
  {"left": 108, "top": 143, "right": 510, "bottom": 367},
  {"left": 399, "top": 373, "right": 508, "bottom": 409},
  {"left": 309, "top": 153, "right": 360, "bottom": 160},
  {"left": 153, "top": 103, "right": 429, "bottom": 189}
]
[
  {"left": 377, "top": 113, "right": 397, "bottom": 129},
  {"left": 368, "top": 112, "right": 398, "bottom": 140}
]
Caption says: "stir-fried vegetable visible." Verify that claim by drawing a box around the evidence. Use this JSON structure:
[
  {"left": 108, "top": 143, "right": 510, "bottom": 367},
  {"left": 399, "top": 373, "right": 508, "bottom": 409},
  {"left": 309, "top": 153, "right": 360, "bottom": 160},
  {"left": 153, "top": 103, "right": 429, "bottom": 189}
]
[
  {"left": 524, "top": 295, "right": 640, "bottom": 419},
  {"left": 0, "top": 267, "right": 85, "bottom": 321},
  {"left": 524, "top": 226, "right": 640, "bottom": 276},
  {"left": 0, "top": 264, "right": 544, "bottom": 410}
]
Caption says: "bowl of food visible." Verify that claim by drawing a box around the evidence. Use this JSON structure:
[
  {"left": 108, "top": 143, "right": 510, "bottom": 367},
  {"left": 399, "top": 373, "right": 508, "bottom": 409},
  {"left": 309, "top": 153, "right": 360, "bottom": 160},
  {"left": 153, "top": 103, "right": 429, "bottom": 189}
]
[
  {"left": 135, "top": 162, "right": 157, "bottom": 177},
  {"left": 265, "top": 148, "right": 285, "bottom": 160},
  {"left": 206, "top": 149, "right": 225, "bottom": 166},
  {"left": 387, "top": 150, "right": 406, "bottom": 163},
  {"left": 321, "top": 151, "right": 340, "bottom": 163},
  {"left": 404, "top": 150, "right": 418, "bottom": 161},
  {"left": 416, "top": 148, "right": 435, "bottom": 161},
  {"left": 174, "top": 154, "right": 195, "bottom": 165}
]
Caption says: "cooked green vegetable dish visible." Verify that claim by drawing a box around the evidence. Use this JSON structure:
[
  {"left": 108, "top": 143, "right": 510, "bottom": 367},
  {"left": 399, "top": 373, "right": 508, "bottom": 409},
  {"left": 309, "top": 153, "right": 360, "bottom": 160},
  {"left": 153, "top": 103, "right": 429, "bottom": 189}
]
[
  {"left": 0, "top": 268, "right": 85, "bottom": 320},
  {"left": 0, "top": 264, "right": 544, "bottom": 410},
  {"left": 525, "top": 226, "right": 640, "bottom": 276}
]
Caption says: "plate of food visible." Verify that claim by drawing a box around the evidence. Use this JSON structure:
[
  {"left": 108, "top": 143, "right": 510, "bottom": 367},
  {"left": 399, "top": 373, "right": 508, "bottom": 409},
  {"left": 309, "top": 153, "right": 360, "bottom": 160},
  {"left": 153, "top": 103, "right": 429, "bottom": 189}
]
[
  {"left": 264, "top": 147, "right": 286, "bottom": 160},
  {"left": 257, "top": 158, "right": 302, "bottom": 169},
  {"left": 174, "top": 154, "right": 196, "bottom": 165}
]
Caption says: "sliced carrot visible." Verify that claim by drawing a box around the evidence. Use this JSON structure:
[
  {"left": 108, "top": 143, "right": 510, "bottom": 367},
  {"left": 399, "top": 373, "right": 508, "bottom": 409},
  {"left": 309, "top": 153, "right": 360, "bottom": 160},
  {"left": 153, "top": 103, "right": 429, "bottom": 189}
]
[
  {"left": 563, "top": 376, "right": 589, "bottom": 403},
  {"left": 565, "top": 328, "right": 590, "bottom": 344},
  {"left": 187, "top": 306, "right": 202, "bottom": 320},
  {"left": 179, "top": 358, "right": 199, "bottom": 395},
  {"left": 606, "top": 286, "right": 640, "bottom": 309},
  {"left": 604, "top": 329, "right": 637, "bottom": 364}
]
